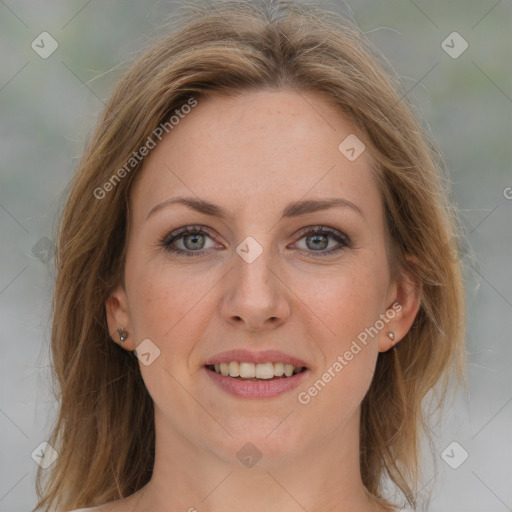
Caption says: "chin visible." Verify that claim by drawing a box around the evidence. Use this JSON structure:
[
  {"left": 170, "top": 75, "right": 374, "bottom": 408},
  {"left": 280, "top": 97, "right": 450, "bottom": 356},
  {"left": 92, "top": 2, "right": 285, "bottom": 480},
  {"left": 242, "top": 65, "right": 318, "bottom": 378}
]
[{"left": 209, "top": 423, "right": 306, "bottom": 467}]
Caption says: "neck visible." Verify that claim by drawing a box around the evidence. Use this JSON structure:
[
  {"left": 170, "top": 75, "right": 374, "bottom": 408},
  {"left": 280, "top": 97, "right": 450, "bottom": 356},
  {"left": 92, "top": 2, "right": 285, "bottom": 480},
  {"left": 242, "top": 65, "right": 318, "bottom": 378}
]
[{"left": 126, "top": 406, "right": 385, "bottom": 512}]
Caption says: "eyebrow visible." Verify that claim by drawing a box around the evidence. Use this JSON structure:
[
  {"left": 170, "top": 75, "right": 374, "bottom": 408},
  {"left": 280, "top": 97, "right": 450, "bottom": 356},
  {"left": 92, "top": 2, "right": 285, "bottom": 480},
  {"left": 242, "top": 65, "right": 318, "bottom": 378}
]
[{"left": 146, "top": 196, "right": 365, "bottom": 221}]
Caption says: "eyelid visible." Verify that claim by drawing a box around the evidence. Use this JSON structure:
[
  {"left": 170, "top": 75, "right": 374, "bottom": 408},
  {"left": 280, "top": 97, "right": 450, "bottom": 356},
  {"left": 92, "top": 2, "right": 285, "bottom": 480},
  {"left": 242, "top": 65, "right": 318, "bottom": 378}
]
[
  {"left": 290, "top": 225, "right": 351, "bottom": 255},
  {"left": 160, "top": 225, "right": 221, "bottom": 252},
  {"left": 292, "top": 224, "right": 349, "bottom": 242}
]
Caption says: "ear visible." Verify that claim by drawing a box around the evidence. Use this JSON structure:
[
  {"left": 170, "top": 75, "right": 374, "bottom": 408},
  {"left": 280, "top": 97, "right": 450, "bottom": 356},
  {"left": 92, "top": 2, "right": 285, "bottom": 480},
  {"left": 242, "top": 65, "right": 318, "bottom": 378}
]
[
  {"left": 378, "top": 258, "right": 422, "bottom": 353},
  {"left": 106, "top": 285, "right": 136, "bottom": 351}
]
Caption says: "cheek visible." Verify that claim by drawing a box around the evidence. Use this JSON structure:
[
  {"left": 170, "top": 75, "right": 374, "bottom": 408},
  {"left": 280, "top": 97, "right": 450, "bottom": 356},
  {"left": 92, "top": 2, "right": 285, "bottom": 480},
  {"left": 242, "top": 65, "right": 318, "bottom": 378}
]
[
  {"left": 295, "top": 273, "right": 382, "bottom": 426},
  {"left": 292, "top": 261, "right": 386, "bottom": 407},
  {"left": 125, "top": 257, "right": 219, "bottom": 385},
  {"left": 125, "top": 262, "right": 208, "bottom": 400},
  {"left": 293, "top": 262, "right": 388, "bottom": 343},
  {"left": 126, "top": 251, "right": 211, "bottom": 338}
]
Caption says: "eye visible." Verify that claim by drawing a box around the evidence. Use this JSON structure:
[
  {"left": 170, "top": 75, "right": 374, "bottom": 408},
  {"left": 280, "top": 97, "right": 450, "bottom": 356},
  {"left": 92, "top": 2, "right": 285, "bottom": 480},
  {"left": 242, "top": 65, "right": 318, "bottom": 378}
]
[
  {"left": 161, "top": 225, "right": 351, "bottom": 258},
  {"left": 292, "top": 226, "right": 350, "bottom": 256},
  {"left": 161, "top": 225, "right": 218, "bottom": 257}
]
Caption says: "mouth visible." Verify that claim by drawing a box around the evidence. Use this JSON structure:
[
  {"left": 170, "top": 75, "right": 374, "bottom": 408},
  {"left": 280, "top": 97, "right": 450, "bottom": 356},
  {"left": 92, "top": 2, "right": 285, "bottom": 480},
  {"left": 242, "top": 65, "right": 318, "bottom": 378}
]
[
  {"left": 205, "top": 361, "right": 307, "bottom": 381},
  {"left": 202, "top": 351, "right": 310, "bottom": 399}
]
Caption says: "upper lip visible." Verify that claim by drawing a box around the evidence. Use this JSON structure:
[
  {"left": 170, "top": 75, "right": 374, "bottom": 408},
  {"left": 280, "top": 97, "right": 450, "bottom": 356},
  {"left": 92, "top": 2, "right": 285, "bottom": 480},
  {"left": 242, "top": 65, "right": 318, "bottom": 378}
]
[{"left": 204, "top": 349, "right": 310, "bottom": 369}]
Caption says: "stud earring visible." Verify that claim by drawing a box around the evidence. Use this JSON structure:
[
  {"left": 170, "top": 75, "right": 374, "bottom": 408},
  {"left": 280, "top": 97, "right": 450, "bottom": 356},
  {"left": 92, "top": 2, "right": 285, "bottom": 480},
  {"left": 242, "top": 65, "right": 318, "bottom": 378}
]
[
  {"left": 386, "top": 332, "right": 395, "bottom": 341},
  {"left": 117, "top": 328, "right": 127, "bottom": 342}
]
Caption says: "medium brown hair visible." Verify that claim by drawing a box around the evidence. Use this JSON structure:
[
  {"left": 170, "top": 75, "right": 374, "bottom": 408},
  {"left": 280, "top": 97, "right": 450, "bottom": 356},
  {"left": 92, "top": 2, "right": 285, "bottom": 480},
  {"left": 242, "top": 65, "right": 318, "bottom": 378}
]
[{"left": 34, "top": 1, "right": 466, "bottom": 510}]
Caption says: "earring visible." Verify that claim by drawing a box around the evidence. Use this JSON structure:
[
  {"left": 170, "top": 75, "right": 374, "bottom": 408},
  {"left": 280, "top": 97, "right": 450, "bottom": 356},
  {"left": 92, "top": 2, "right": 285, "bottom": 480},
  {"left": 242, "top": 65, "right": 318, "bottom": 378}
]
[
  {"left": 386, "top": 332, "right": 395, "bottom": 341},
  {"left": 117, "top": 328, "right": 127, "bottom": 342}
]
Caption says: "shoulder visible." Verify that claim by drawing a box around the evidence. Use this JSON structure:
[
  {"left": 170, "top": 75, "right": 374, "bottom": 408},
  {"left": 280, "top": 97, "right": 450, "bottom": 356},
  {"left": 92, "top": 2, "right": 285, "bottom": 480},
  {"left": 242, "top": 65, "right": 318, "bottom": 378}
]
[
  {"left": 65, "top": 507, "right": 110, "bottom": 512},
  {"left": 64, "top": 501, "right": 123, "bottom": 512},
  {"left": 66, "top": 509, "right": 102, "bottom": 512},
  {"left": 63, "top": 494, "right": 136, "bottom": 512}
]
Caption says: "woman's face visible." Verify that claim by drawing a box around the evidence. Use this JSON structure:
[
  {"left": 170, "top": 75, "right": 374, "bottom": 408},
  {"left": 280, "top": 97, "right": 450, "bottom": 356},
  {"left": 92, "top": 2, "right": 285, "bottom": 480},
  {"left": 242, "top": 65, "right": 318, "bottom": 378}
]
[{"left": 107, "top": 89, "right": 417, "bottom": 466}]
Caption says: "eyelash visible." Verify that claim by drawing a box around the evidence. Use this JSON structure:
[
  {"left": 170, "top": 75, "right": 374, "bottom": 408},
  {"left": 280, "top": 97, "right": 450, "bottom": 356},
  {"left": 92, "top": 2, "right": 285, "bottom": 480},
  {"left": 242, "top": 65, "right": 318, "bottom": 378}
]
[{"left": 160, "top": 225, "right": 351, "bottom": 257}]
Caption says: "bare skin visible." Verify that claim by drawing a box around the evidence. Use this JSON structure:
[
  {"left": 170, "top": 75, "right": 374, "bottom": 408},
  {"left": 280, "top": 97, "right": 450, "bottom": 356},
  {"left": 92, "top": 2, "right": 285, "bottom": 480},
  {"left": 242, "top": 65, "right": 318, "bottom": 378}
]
[{"left": 89, "top": 89, "right": 420, "bottom": 512}]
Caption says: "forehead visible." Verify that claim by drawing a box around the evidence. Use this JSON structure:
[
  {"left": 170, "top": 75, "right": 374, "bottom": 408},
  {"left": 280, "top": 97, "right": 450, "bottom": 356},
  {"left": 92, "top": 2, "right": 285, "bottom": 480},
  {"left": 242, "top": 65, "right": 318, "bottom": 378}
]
[{"left": 130, "top": 89, "right": 381, "bottom": 221}]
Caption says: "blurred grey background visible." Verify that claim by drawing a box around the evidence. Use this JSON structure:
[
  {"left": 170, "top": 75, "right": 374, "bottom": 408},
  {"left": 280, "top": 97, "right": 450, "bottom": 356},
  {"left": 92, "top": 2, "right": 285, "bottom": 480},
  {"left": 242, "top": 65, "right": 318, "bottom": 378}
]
[{"left": 0, "top": 1, "right": 511, "bottom": 511}]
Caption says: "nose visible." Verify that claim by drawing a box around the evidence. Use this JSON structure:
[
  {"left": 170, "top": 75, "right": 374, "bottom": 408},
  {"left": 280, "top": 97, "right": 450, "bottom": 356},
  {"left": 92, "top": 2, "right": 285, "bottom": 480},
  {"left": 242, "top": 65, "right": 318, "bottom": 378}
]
[{"left": 220, "top": 243, "right": 291, "bottom": 332}]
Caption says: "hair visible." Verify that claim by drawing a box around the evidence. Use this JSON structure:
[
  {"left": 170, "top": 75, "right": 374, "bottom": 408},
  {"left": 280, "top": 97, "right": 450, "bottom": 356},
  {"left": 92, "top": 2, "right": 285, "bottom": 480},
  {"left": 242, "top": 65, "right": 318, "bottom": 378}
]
[{"left": 34, "top": 1, "right": 467, "bottom": 510}]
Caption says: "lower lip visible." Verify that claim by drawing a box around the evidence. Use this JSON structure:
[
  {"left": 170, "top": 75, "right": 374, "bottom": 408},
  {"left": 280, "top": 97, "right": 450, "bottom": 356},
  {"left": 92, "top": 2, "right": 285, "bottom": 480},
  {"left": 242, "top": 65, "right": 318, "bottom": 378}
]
[{"left": 204, "top": 367, "right": 310, "bottom": 399}]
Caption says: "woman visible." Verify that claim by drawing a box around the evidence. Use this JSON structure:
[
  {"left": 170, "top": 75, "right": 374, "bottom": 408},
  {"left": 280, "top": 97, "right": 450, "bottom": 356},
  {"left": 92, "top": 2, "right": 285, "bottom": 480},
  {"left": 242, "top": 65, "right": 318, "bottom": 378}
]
[{"left": 34, "top": 1, "right": 466, "bottom": 511}]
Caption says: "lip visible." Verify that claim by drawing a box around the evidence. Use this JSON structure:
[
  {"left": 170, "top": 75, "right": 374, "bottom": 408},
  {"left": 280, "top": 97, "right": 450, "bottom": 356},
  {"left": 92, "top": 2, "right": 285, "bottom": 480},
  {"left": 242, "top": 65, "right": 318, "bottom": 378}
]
[
  {"left": 203, "top": 349, "right": 310, "bottom": 369},
  {"left": 204, "top": 365, "right": 310, "bottom": 399},
  {"left": 203, "top": 349, "right": 311, "bottom": 399},
  {"left": 203, "top": 349, "right": 312, "bottom": 399}
]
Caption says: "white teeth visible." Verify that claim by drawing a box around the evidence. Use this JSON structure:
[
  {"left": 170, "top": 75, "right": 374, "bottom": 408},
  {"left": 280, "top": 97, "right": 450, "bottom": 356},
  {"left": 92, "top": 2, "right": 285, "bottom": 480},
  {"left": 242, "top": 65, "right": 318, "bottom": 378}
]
[
  {"left": 210, "top": 361, "right": 304, "bottom": 379},
  {"left": 274, "top": 362, "right": 285, "bottom": 376},
  {"left": 255, "top": 362, "right": 274, "bottom": 379},
  {"left": 220, "top": 362, "right": 229, "bottom": 376},
  {"left": 239, "top": 362, "right": 256, "bottom": 378},
  {"left": 229, "top": 361, "right": 240, "bottom": 377}
]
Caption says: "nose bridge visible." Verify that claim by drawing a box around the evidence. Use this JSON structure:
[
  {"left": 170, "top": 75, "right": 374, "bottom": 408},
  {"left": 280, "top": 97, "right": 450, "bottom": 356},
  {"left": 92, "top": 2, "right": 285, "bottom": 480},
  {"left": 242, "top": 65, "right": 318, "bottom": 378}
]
[
  {"left": 234, "top": 236, "right": 275, "bottom": 298},
  {"left": 221, "top": 234, "right": 289, "bottom": 329}
]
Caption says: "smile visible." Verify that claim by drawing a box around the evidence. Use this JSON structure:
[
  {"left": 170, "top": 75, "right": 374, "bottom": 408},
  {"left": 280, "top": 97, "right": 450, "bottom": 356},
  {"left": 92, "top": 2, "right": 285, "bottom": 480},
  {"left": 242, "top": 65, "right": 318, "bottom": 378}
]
[
  {"left": 203, "top": 349, "right": 311, "bottom": 398},
  {"left": 206, "top": 361, "right": 305, "bottom": 379}
]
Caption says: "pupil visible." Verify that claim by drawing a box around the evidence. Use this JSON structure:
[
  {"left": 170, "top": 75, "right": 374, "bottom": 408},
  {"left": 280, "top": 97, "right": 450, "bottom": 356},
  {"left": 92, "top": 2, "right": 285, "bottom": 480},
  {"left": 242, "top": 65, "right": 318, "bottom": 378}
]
[
  {"left": 307, "top": 234, "right": 328, "bottom": 250},
  {"left": 184, "top": 233, "right": 204, "bottom": 250}
]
